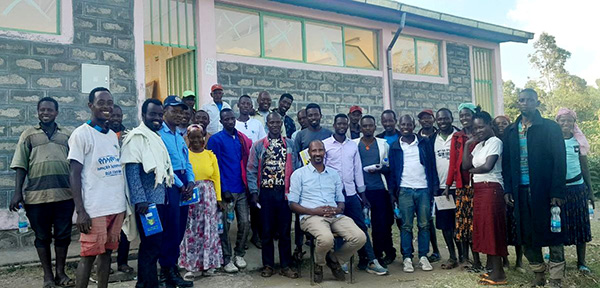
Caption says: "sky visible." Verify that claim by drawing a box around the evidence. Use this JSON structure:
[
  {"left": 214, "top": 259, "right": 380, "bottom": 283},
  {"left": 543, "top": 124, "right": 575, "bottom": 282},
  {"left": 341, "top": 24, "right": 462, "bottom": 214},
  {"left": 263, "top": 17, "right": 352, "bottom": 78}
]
[{"left": 396, "top": 0, "right": 600, "bottom": 88}]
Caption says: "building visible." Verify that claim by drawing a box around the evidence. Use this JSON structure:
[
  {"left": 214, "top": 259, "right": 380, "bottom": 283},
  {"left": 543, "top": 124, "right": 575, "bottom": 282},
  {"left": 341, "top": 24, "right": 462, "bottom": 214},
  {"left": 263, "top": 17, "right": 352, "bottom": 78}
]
[{"left": 0, "top": 0, "right": 532, "bottom": 246}]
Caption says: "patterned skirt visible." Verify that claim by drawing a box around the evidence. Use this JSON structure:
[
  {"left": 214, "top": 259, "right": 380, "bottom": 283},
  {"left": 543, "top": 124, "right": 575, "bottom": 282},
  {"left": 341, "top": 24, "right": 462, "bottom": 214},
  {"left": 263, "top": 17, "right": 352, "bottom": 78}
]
[
  {"left": 179, "top": 180, "right": 223, "bottom": 271},
  {"left": 563, "top": 183, "right": 592, "bottom": 246},
  {"left": 455, "top": 186, "right": 474, "bottom": 243}
]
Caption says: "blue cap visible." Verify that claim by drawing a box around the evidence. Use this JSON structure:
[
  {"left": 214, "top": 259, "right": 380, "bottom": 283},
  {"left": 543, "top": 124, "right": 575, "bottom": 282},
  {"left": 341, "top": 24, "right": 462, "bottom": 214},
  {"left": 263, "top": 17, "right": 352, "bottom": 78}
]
[{"left": 163, "top": 95, "right": 188, "bottom": 109}]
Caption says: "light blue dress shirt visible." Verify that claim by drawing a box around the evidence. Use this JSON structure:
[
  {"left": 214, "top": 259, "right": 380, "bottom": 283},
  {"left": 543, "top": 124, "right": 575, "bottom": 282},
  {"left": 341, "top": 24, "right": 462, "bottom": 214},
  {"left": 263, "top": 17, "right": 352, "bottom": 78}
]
[
  {"left": 159, "top": 122, "right": 194, "bottom": 187},
  {"left": 288, "top": 164, "right": 344, "bottom": 219}
]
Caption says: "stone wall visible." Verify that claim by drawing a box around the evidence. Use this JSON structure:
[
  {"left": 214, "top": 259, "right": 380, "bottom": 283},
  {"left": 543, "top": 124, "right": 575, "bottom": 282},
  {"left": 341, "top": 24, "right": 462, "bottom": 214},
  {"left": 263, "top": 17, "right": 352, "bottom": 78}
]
[{"left": 0, "top": 0, "right": 137, "bottom": 218}]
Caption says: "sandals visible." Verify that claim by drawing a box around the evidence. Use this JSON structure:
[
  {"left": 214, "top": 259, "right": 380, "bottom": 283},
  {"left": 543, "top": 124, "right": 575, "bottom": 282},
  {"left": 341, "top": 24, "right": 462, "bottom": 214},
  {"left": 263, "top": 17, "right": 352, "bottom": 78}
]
[
  {"left": 441, "top": 259, "right": 458, "bottom": 270},
  {"left": 478, "top": 278, "right": 507, "bottom": 285},
  {"left": 54, "top": 275, "right": 74, "bottom": 287},
  {"left": 261, "top": 266, "right": 274, "bottom": 277},
  {"left": 279, "top": 267, "right": 299, "bottom": 279},
  {"left": 118, "top": 264, "right": 134, "bottom": 274},
  {"left": 43, "top": 280, "right": 56, "bottom": 288}
]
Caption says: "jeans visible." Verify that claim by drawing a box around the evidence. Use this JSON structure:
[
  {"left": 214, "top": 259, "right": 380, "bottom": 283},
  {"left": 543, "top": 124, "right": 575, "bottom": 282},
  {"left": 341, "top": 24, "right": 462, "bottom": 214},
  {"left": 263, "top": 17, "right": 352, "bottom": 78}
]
[
  {"left": 219, "top": 192, "right": 250, "bottom": 264},
  {"left": 135, "top": 204, "right": 165, "bottom": 288},
  {"left": 398, "top": 187, "right": 431, "bottom": 259},
  {"left": 259, "top": 187, "right": 292, "bottom": 268},
  {"left": 341, "top": 194, "right": 375, "bottom": 262},
  {"left": 158, "top": 170, "right": 189, "bottom": 268},
  {"left": 524, "top": 245, "right": 565, "bottom": 280},
  {"left": 365, "top": 189, "right": 395, "bottom": 260}
]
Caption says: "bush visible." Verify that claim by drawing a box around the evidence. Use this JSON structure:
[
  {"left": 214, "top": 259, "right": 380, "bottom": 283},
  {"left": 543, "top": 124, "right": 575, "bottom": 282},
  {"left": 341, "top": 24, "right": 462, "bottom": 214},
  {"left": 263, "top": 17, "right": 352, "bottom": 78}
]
[{"left": 588, "top": 154, "right": 600, "bottom": 199}]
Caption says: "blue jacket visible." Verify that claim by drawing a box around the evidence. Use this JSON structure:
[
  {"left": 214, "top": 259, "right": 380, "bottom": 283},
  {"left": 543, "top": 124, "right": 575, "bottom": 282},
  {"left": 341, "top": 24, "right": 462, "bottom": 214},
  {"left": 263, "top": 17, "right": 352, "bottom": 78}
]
[{"left": 388, "top": 134, "right": 439, "bottom": 197}]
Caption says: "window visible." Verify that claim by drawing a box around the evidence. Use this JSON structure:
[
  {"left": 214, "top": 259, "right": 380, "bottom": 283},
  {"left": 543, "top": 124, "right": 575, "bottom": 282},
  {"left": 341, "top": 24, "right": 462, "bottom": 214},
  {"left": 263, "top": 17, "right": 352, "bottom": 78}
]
[
  {"left": 473, "top": 47, "right": 494, "bottom": 114},
  {"left": 214, "top": 5, "right": 379, "bottom": 70},
  {"left": 144, "top": 0, "right": 196, "bottom": 48},
  {"left": 263, "top": 15, "right": 302, "bottom": 61},
  {"left": 392, "top": 36, "right": 440, "bottom": 76},
  {"left": 215, "top": 7, "right": 260, "bottom": 57},
  {"left": 0, "top": 0, "right": 59, "bottom": 34}
]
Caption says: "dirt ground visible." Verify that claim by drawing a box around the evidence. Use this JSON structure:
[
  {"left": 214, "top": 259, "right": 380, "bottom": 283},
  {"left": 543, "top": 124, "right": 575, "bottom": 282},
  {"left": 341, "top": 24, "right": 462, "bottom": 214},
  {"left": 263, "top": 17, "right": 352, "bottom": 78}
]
[{"left": 2, "top": 218, "right": 599, "bottom": 288}]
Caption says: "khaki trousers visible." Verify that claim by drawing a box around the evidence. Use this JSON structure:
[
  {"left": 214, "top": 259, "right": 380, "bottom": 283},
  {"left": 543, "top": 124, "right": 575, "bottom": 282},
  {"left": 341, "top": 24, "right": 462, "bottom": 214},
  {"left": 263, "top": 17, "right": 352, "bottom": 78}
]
[{"left": 300, "top": 215, "right": 366, "bottom": 266}]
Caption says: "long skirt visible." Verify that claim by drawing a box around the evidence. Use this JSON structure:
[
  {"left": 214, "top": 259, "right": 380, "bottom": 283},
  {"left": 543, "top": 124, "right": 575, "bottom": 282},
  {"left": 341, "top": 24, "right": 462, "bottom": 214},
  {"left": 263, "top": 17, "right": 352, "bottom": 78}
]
[
  {"left": 472, "top": 182, "right": 508, "bottom": 256},
  {"left": 455, "top": 186, "right": 474, "bottom": 243},
  {"left": 563, "top": 183, "right": 592, "bottom": 246},
  {"left": 179, "top": 180, "right": 223, "bottom": 272}
]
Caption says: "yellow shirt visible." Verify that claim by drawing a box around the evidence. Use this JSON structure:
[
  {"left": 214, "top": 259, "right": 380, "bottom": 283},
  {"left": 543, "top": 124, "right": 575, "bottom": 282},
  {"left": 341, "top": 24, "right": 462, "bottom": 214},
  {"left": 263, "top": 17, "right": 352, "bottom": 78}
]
[{"left": 189, "top": 149, "right": 222, "bottom": 201}]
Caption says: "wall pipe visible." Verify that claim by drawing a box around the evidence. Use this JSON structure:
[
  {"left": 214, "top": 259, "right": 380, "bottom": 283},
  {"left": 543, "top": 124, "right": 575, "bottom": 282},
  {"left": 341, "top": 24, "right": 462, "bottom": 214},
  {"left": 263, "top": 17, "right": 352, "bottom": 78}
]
[{"left": 387, "top": 12, "right": 406, "bottom": 112}]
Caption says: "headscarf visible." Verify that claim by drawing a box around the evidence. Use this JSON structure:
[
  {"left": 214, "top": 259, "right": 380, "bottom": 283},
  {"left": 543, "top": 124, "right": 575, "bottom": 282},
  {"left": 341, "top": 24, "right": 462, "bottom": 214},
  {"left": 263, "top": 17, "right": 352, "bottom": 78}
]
[
  {"left": 494, "top": 115, "right": 511, "bottom": 124},
  {"left": 458, "top": 102, "right": 477, "bottom": 114},
  {"left": 187, "top": 124, "right": 203, "bottom": 135},
  {"left": 556, "top": 108, "right": 590, "bottom": 156}
]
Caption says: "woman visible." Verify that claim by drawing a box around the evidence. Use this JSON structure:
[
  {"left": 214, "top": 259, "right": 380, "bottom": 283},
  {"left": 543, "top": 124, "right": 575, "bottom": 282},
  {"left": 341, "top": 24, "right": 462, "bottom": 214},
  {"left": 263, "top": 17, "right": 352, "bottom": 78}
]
[
  {"left": 493, "top": 115, "right": 524, "bottom": 272},
  {"left": 463, "top": 111, "right": 508, "bottom": 285},
  {"left": 179, "top": 124, "right": 223, "bottom": 279},
  {"left": 556, "top": 108, "right": 594, "bottom": 273},
  {"left": 445, "top": 103, "right": 482, "bottom": 271}
]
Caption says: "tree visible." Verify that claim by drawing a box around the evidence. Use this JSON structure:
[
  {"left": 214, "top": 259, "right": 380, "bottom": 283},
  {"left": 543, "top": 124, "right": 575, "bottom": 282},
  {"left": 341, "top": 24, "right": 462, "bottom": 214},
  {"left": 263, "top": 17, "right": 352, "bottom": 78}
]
[
  {"left": 528, "top": 32, "right": 571, "bottom": 92},
  {"left": 502, "top": 80, "right": 520, "bottom": 120}
]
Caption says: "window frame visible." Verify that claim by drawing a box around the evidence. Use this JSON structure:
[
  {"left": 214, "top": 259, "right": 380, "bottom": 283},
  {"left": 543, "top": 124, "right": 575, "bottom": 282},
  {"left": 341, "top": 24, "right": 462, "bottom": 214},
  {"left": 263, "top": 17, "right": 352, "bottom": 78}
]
[
  {"left": 215, "top": 3, "right": 379, "bottom": 70},
  {"left": 392, "top": 34, "right": 442, "bottom": 77},
  {"left": 0, "top": 0, "right": 61, "bottom": 35}
]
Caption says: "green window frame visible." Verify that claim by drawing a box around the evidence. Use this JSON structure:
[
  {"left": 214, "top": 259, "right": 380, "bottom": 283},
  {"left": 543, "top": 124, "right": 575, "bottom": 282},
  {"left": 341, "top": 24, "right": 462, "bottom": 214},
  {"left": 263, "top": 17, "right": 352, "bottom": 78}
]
[
  {"left": 392, "top": 35, "right": 442, "bottom": 77},
  {"left": 473, "top": 47, "right": 494, "bottom": 114},
  {"left": 0, "top": 0, "right": 61, "bottom": 35},
  {"left": 144, "top": 0, "right": 197, "bottom": 49},
  {"left": 215, "top": 4, "right": 379, "bottom": 70}
]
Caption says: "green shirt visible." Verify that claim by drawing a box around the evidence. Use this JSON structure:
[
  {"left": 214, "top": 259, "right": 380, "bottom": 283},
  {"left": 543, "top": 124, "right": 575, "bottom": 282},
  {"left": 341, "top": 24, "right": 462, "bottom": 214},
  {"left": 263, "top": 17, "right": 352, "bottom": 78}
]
[{"left": 10, "top": 124, "right": 72, "bottom": 204}]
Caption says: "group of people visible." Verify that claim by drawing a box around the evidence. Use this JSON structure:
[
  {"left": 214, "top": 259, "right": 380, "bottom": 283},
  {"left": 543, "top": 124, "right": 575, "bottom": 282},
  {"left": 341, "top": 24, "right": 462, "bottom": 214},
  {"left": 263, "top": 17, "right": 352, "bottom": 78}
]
[{"left": 8, "top": 83, "right": 595, "bottom": 287}]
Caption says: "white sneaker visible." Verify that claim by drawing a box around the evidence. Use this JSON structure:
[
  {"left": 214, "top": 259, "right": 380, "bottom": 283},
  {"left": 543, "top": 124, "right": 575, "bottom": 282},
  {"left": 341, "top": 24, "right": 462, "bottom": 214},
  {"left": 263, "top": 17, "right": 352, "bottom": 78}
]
[
  {"left": 403, "top": 258, "right": 414, "bottom": 273},
  {"left": 234, "top": 256, "right": 247, "bottom": 269},
  {"left": 183, "top": 271, "right": 199, "bottom": 281},
  {"left": 224, "top": 262, "right": 239, "bottom": 273},
  {"left": 419, "top": 256, "right": 433, "bottom": 271}
]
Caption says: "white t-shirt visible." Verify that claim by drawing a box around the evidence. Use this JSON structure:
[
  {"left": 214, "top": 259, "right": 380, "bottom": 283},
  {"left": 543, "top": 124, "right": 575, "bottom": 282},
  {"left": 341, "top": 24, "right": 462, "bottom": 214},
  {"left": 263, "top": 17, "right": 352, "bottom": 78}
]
[
  {"left": 434, "top": 131, "right": 456, "bottom": 189},
  {"left": 471, "top": 136, "right": 503, "bottom": 186},
  {"left": 399, "top": 137, "right": 428, "bottom": 189},
  {"left": 236, "top": 118, "right": 267, "bottom": 142},
  {"left": 68, "top": 124, "right": 127, "bottom": 218}
]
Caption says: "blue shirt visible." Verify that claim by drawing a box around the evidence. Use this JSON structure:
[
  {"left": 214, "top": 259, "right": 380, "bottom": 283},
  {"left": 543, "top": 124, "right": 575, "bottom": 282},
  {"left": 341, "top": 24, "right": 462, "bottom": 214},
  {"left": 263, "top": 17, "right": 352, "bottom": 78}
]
[
  {"left": 206, "top": 130, "right": 245, "bottom": 194},
  {"left": 518, "top": 122, "right": 530, "bottom": 185},
  {"left": 126, "top": 163, "right": 166, "bottom": 205},
  {"left": 384, "top": 133, "right": 399, "bottom": 147},
  {"left": 288, "top": 164, "right": 345, "bottom": 219},
  {"left": 159, "top": 122, "right": 194, "bottom": 187}
]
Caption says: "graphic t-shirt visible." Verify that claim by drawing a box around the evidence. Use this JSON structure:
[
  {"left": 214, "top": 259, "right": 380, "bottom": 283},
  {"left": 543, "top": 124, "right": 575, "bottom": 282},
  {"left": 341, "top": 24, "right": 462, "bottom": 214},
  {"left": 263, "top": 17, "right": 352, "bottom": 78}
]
[
  {"left": 518, "top": 122, "right": 530, "bottom": 185},
  {"left": 564, "top": 137, "right": 584, "bottom": 186},
  {"left": 68, "top": 124, "right": 126, "bottom": 218},
  {"left": 434, "top": 131, "right": 456, "bottom": 189}
]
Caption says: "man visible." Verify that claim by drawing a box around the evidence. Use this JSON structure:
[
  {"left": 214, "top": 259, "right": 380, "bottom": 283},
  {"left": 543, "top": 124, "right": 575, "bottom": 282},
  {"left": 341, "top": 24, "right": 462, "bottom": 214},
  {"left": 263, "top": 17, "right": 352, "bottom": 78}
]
[
  {"left": 182, "top": 90, "right": 196, "bottom": 109},
  {"left": 247, "top": 112, "right": 298, "bottom": 278},
  {"left": 207, "top": 108, "right": 253, "bottom": 273},
  {"left": 376, "top": 110, "right": 401, "bottom": 147},
  {"left": 353, "top": 115, "right": 396, "bottom": 267},
  {"left": 236, "top": 95, "right": 267, "bottom": 143},
  {"left": 348, "top": 105, "right": 363, "bottom": 139},
  {"left": 158, "top": 95, "right": 195, "bottom": 288},
  {"left": 109, "top": 104, "right": 126, "bottom": 139},
  {"left": 288, "top": 140, "right": 367, "bottom": 283},
  {"left": 388, "top": 115, "right": 438, "bottom": 273},
  {"left": 178, "top": 108, "right": 193, "bottom": 135},
  {"left": 121, "top": 98, "right": 174, "bottom": 287},
  {"left": 201, "top": 84, "right": 231, "bottom": 135},
  {"left": 432, "top": 108, "right": 463, "bottom": 269},
  {"left": 252, "top": 90, "right": 272, "bottom": 130},
  {"left": 9, "top": 97, "right": 74, "bottom": 288},
  {"left": 417, "top": 109, "right": 437, "bottom": 138},
  {"left": 68, "top": 87, "right": 127, "bottom": 288},
  {"left": 502, "top": 89, "right": 566, "bottom": 287},
  {"left": 290, "top": 109, "right": 308, "bottom": 142},
  {"left": 274, "top": 93, "right": 296, "bottom": 138},
  {"left": 324, "top": 114, "right": 388, "bottom": 275}
]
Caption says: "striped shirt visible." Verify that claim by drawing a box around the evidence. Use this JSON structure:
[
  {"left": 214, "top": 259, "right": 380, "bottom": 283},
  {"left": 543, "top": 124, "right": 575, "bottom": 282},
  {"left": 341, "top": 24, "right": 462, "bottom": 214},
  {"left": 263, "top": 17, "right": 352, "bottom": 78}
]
[{"left": 10, "top": 124, "right": 72, "bottom": 204}]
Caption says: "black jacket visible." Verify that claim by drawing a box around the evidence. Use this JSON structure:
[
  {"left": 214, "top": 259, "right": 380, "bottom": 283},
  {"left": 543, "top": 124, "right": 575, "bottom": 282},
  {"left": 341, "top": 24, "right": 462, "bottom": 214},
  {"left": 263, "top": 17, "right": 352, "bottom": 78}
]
[{"left": 388, "top": 135, "right": 439, "bottom": 197}]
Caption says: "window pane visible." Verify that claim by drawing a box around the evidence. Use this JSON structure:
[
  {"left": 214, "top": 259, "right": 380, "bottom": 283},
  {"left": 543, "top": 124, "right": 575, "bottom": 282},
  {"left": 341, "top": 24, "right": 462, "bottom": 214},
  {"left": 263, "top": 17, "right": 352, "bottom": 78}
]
[
  {"left": 305, "top": 22, "right": 342, "bottom": 66},
  {"left": 263, "top": 16, "right": 302, "bottom": 61},
  {"left": 344, "top": 27, "right": 377, "bottom": 69},
  {"left": 0, "top": 0, "right": 58, "bottom": 34},
  {"left": 392, "top": 36, "right": 415, "bottom": 74},
  {"left": 215, "top": 7, "right": 260, "bottom": 57},
  {"left": 417, "top": 40, "right": 440, "bottom": 76}
]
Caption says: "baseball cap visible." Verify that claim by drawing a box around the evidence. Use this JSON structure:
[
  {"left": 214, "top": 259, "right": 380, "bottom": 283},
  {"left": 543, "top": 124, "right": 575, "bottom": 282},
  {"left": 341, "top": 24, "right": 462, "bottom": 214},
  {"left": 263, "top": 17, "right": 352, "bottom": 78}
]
[
  {"left": 163, "top": 95, "right": 189, "bottom": 110},
  {"left": 211, "top": 84, "right": 223, "bottom": 92},
  {"left": 418, "top": 109, "right": 434, "bottom": 119},
  {"left": 349, "top": 105, "right": 363, "bottom": 114},
  {"left": 182, "top": 90, "right": 195, "bottom": 98}
]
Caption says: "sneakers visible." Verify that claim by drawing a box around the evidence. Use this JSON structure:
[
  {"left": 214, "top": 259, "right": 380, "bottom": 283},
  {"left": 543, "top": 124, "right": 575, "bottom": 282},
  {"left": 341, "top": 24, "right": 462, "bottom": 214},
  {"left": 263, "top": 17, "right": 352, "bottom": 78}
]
[
  {"left": 183, "top": 271, "right": 199, "bottom": 281},
  {"left": 223, "top": 262, "right": 239, "bottom": 273},
  {"left": 340, "top": 263, "right": 349, "bottom": 274},
  {"left": 419, "top": 256, "right": 433, "bottom": 271},
  {"left": 366, "top": 259, "right": 388, "bottom": 275},
  {"left": 234, "top": 256, "right": 247, "bottom": 269},
  {"left": 403, "top": 258, "right": 414, "bottom": 273}
]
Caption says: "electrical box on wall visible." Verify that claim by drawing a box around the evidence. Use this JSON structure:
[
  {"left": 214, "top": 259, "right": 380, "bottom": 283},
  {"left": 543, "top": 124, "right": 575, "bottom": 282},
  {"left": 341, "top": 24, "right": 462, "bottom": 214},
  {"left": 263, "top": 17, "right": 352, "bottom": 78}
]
[{"left": 81, "top": 64, "right": 110, "bottom": 93}]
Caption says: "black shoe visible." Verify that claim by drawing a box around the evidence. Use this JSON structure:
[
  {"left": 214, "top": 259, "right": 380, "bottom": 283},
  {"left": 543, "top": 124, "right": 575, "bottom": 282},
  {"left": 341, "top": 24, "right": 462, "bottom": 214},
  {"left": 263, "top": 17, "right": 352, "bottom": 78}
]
[
  {"left": 251, "top": 237, "right": 262, "bottom": 249},
  {"left": 326, "top": 253, "right": 345, "bottom": 281},
  {"left": 314, "top": 265, "right": 323, "bottom": 283},
  {"left": 165, "top": 267, "right": 193, "bottom": 288},
  {"left": 383, "top": 254, "right": 396, "bottom": 266},
  {"left": 357, "top": 258, "right": 369, "bottom": 270}
]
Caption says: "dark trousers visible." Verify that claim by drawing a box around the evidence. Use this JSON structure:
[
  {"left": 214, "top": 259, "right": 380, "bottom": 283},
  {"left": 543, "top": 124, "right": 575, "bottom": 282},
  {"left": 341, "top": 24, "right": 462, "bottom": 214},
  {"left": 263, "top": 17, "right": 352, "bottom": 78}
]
[
  {"left": 251, "top": 205, "right": 262, "bottom": 241},
  {"left": 340, "top": 194, "right": 375, "bottom": 262},
  {"left": 117, "top": 230, "right": 130, "bottom": 267},
  {"left": 294, "top": 213, "right": 304, "bottom": 250},
  {"left": 158, "top": 170, "right": 189, "bottom": 268},
  {"left": 365, "top": 189, "right": 396, "bottom": 260},
  {"left": 259, "top": 187, "right": 292, "bottom": 268},
  {"left": 219, "top": 192, "right": 250, "bottom": 264},
  {"left": 135, "top": 204, "right": 165, "bottom": 288},
  {"left": 25, "top": 199, "right": 74, "bottom": 248}
]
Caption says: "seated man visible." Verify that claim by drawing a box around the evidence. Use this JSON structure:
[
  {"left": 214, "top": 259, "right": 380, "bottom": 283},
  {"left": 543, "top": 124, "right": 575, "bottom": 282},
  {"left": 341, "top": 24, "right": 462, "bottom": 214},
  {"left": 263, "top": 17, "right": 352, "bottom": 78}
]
[{"left": 288, "top": 140, "right": 366, "bottom": 283}]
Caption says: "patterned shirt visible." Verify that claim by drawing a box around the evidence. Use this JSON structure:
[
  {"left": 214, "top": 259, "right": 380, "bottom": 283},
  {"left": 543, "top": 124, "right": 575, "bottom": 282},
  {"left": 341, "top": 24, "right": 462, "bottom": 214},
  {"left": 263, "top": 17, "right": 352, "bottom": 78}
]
[
  {"left": 261, "top": 137, "right": 287, "bottom": 188},
  {"left": 518, "top": 122, "right": 530, "bottom": 185}
]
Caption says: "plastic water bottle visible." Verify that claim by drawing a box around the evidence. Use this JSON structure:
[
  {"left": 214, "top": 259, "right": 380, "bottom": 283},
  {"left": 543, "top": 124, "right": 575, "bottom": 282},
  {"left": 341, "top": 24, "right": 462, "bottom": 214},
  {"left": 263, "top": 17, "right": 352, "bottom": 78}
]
[
  {"left": 363, "top": 208, "right": 371, "bottom": 228},
  {"left": 382, "top": 157, "right": 389, "bottom": 167},
  {"left": 393, "top": 203, "right": 401, "bottom": 219},
  {"left": 589, "top": 202, "right": 595, "bottom": 221},
  {"left": 17, "top": 204, "right": 28, "bottom": 233},
  {"left": 543, "top": 247, "right": 550, "bottom": 261},
  {"left": 226, "top": 202, "right": 235, "bottom": 223},
  {"left": 550, "top": 206, "right": 561, "bottom": 233},
  {"left": 217, "top": 212, "right": 224, "bottom": 234}
]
